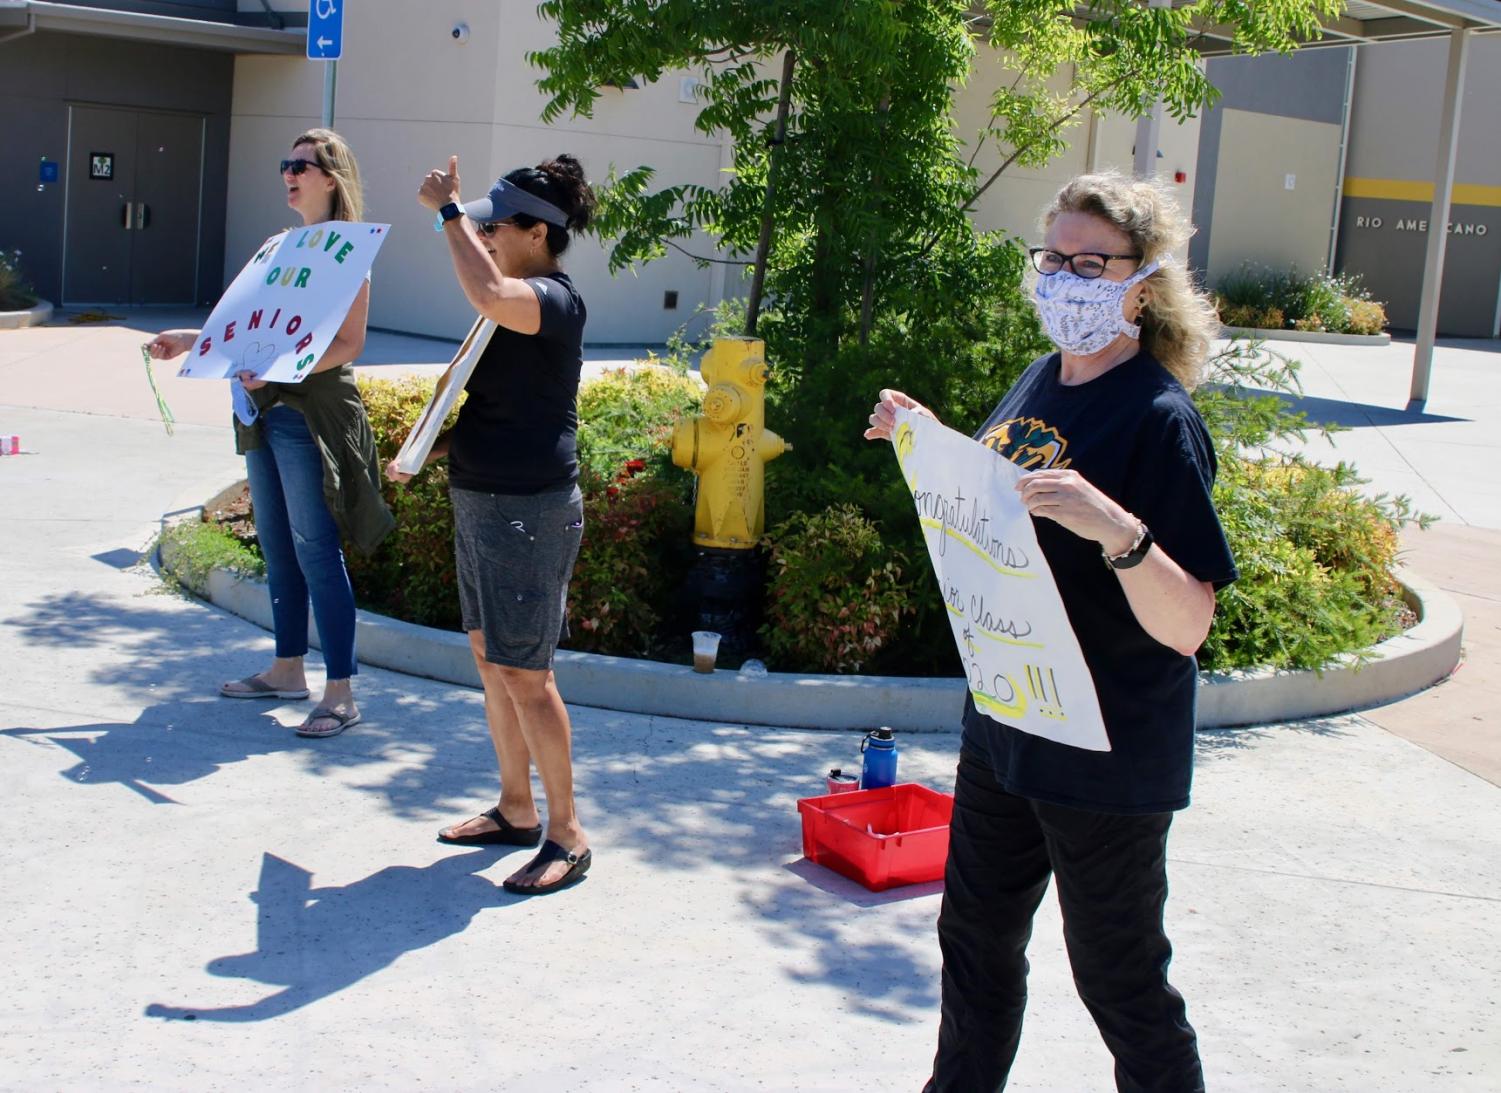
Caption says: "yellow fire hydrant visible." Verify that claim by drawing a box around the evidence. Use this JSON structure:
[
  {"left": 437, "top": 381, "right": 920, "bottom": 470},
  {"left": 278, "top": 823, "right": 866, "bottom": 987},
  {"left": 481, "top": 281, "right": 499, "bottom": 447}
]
[{"left": 671, "top": 336, "right": 790, "bottom": 549}]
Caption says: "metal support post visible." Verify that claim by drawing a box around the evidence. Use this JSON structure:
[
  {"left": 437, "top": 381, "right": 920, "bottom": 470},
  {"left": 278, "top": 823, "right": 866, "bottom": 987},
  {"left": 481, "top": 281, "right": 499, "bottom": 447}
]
[
  {"left": 1132, "top": 0, "right": 1170, "bottom": 179},
  {"left": 1410, "top": 28, "right": 1470, "bottom": 407},
  {"left": 321, "top": 60, "right": 337, "bottom": 129}
]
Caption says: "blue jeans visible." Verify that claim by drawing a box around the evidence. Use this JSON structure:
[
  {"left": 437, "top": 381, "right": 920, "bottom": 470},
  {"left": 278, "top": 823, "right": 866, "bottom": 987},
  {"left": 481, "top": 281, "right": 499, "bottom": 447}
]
[{"left": 243, "top": 405, "right": 358, "bottom": 680}]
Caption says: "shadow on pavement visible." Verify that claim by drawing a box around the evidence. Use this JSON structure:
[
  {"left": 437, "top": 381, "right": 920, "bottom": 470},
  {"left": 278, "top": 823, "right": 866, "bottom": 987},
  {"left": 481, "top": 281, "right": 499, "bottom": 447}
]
[
  {"left": 1, "top": 713, "right": 288, "bottom": 804},
  {"left": 1256, "top": 389, "right": 1467, "bottom": 429},
  {"left": 6, "top": 587, "right": 951, "bottom": 1021},
  {"left": 144, "top": 849, "right": 518, "bottom": 1022},
  {"left": 1193, "top": 718, "right": 1352, "bottom": 761}
]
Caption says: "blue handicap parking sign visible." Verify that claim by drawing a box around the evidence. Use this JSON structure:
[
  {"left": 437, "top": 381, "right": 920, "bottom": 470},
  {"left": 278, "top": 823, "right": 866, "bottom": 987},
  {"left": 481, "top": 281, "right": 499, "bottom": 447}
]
[{"left": 307, "top": 0, "right": 344, "bottom": 61}]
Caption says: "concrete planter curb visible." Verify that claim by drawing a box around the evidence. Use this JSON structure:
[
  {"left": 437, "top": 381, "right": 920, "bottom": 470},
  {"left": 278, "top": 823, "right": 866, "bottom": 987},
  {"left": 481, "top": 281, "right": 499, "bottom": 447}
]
[
  {"left": 1221, "top": 325, "right": 1391, "bottom": 347},
  {"left": 159, "top": 516, "right": 1464, "bottom": 733},
  {"left": 0, "top": 299, "right": 54, "bottom": 330}
]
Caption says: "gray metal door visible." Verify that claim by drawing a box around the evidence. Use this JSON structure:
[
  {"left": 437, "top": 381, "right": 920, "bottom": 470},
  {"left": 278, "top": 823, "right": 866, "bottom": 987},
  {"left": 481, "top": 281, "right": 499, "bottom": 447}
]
[
  {"left": 63, "top": 105, "right": 203, "bottom": 306},
  {"left": 64, "top": 106, "right": 138, "bottom": 304}
]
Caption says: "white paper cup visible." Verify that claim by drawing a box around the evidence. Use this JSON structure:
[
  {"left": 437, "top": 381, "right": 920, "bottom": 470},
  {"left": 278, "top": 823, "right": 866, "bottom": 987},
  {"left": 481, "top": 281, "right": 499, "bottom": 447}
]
[{"left": 691, "top": 630, "right": 721, "bottom": 674}]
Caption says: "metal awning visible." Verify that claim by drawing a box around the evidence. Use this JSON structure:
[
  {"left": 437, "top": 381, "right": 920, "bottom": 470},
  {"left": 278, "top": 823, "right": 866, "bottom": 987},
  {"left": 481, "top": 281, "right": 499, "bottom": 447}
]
[
  {"left": 0, "top": 1, "right": 303, "bottom": 54},
  {"left": 1191, "top": 0, "right": 1501, "bottom": 53}
]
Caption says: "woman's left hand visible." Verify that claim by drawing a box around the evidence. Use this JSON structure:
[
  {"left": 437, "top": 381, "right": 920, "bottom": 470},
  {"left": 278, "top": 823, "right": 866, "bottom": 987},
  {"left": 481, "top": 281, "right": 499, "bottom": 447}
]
[
  {"left": 418, "top": 156, "right": 461, "bottom": 213},
  {"left": 1016, "top": 469, "right": 1139, "bottom": 555},
  {"left": 237, "top": 370, "right": 268, "bottom": 391}
]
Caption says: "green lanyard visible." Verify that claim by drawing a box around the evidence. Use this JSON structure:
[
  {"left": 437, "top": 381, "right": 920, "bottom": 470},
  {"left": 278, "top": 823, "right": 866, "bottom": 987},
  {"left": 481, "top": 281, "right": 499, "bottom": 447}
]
[{"left": 139, "top": 344, "right": 177, "bottom": 437}]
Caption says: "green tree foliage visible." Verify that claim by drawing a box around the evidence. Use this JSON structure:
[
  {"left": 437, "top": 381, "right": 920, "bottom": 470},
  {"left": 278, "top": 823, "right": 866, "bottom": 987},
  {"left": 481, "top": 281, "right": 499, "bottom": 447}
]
[
  {"left": 531, "top": 0, "right": 1341, "bottom": 358},
  {"left": 530, "top": 0, "right": 1345, "bottom": 568}
]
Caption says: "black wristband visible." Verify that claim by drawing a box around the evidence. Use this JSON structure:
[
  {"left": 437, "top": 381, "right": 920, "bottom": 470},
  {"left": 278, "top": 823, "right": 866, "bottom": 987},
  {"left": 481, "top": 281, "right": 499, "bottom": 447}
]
[
  {"left": 1103, "top": 522, "right": 1153, "bottom": 570},
  {"left": 438, "top": 201, "right": 463, "bottom": 223}
]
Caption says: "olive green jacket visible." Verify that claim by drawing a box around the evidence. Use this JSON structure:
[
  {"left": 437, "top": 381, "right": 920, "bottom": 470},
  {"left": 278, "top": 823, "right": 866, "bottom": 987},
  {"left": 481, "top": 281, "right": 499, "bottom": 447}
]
[{"left": 233, "top": 366, "right": 396, "bottom": 555}]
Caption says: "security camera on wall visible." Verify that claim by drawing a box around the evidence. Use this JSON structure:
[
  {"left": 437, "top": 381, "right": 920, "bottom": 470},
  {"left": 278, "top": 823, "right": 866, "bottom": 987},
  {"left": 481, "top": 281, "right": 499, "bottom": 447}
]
[{"left": 451, "top": 22, "right": 470, "bottom": 42}]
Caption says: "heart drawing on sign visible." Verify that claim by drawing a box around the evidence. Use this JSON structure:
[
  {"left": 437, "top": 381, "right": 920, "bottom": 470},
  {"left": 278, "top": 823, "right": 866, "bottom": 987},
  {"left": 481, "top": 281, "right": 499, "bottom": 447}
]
[{"left": 239, "top": 341, "right": 279, "bottom": 378}]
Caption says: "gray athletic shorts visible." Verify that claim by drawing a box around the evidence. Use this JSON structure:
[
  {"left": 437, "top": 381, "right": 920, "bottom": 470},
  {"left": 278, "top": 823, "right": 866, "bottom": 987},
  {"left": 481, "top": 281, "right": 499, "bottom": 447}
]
[{"left": 451, "top": 484, "right": 584, "bottom": 671}]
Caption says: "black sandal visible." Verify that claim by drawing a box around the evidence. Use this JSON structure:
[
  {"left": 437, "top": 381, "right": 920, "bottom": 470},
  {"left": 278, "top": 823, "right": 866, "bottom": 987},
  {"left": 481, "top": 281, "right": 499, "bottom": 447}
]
[
  {"left": 502, "top": 839, "right": 592, "bottom": 896},
  {"left": 436, "top": 806, "right": 542, "bottom": 847}
]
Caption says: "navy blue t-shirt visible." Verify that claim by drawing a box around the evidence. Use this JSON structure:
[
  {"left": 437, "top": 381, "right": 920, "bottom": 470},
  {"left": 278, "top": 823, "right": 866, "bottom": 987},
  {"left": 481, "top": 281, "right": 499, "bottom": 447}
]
[
  {"left": 449, "top": 272, "right": 586, "bottom": 495},
  {"left": 960, "top": 349, "right": 1237, "bottom": 814}
]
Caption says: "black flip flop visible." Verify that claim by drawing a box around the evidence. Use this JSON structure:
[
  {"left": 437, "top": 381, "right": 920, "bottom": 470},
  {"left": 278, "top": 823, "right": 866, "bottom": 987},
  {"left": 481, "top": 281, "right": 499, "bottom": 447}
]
[
  {"left": 437, "top": 806, "right": 542, "bottom": 847},
  {"left": 502, "top": 839, "right": 591, "bottom": 896}
]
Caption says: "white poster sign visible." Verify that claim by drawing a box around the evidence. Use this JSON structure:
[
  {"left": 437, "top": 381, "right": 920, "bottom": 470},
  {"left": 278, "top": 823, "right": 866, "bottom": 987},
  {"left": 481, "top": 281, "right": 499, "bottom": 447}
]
[
  {"left": 392, "top": 316, "right": 496, "bottom": 474},
  {"left": 892, "top": 408, "right": 1110, "bottom": 751},
  {"left": 177, "top": 221, "right": 389, "bottom": 383}
]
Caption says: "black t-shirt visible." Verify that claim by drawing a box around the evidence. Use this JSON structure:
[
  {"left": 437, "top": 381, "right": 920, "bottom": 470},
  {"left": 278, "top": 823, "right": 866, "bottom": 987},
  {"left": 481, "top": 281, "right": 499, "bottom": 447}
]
[
  {"left": 448, "top": 273, "right": 586, "bottom": 495},
  {"left": 960, "top": 349, "right": 1238, "bottom": 814}
]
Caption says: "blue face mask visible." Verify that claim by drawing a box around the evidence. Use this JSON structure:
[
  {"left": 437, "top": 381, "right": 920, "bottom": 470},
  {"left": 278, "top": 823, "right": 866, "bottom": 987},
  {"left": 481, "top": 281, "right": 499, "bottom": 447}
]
[{"left": 1032, "top": 260, "right": 1159, "bottom": 355}]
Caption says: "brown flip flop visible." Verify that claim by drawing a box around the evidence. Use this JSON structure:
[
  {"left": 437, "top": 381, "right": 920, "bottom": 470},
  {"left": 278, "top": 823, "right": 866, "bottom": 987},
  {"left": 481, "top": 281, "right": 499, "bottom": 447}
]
[
  {"left": 294, "top": 706, "right": 361, "bottom": 738},
  {"left": 220, "top": 675, "right": 310, "bottom": 700}
]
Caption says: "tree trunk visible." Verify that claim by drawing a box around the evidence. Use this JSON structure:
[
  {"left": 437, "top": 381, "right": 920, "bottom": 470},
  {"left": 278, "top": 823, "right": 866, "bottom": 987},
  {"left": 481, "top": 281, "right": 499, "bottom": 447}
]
[{"left": 745, "top": 49, "right": 796, "bottom": 338}]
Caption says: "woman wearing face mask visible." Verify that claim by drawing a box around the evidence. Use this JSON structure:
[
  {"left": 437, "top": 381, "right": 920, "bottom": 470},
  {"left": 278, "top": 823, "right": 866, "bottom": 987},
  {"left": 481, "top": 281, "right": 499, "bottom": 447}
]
[
  {"left": 867, "top": 172, "right": 1236, "bottom": 1093},
  {"left": 393, "top": 154, "right": 596, "bottom": 897},
  {"left": 147, "top": 129, "right": 392, "bottom": 738}
]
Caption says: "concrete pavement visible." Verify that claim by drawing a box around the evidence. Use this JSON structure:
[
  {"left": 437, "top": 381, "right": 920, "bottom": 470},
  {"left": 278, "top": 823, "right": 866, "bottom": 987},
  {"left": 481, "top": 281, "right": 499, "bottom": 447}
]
[
  {"left": 1, "top": 314, "right": 1498, "bottom": 1090},
  {"left": 1265, "top": 335, "right": 1501, "bottom": 786}
]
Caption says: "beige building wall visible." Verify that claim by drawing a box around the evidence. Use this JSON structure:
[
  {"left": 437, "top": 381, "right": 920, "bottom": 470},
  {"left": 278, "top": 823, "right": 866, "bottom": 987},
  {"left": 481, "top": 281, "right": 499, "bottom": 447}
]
[
  {"left": 1204, "top": 109, "right": 1341, "bottom": 285},
  {"left": 954, "top": 53, "right": 1201, "bottom": 262}
]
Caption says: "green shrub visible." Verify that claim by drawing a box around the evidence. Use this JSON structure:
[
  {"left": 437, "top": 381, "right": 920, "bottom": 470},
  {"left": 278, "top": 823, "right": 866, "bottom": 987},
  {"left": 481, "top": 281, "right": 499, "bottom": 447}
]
[
  {"left": 1345, "top": 296, "right": 1388, "bottom": 336},
  {"left": 566, "top": 469, "right": 694, "bottom": 655},
  {"left": 1217, "top": 298, "right": 1284, "bottom": 331},
  {"left": 576, "top": 365, "right": 701, "bottom": 480},
  {"left": 158, "top": 519, "right": 265, "bottom": 597},
  {"left": 1201, "top": 458, "right": 1407, "bottom": 670},
  {"left": 760, "top": 503, "right": 916, "bottom": 674},
  {"left": 0, "top": 248, "right": 38, "bottom": 310},
  {"left": 1192, "top": 341, "right": 1424, "bottom": 672},
  {"left": 1214, "top": 266, "right": 1385, "bottom": 335},
  {"left": 349, "top": 376, "right": 466, "bottom": 630},
  {"left": 1271, "top": 268, "right": 1350, "bottom": 332}
]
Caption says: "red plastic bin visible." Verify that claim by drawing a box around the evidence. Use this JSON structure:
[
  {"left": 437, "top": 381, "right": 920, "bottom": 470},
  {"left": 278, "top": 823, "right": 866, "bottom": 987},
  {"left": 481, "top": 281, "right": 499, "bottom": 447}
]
[{"left": 797, "top": 782, "right": 954, "bottom": 891}]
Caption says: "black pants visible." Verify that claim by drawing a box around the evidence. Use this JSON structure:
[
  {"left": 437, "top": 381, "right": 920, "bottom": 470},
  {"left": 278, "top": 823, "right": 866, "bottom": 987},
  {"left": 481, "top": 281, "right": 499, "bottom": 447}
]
[{"left": 925, "top": 752, "right": 1203, "bottom": 1093}]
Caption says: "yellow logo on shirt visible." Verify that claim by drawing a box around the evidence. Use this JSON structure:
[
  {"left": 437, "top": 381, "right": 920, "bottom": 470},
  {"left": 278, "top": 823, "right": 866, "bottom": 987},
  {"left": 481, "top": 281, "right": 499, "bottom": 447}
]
[{"left": 977, "top": 417, "right": 1071, "bottom": 470}]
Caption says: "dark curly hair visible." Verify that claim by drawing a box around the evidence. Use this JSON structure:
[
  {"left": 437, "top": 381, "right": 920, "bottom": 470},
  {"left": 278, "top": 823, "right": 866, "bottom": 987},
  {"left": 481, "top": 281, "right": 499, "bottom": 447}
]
[{"left": 504, "top": 154, "right": 596, "bottom": 257}]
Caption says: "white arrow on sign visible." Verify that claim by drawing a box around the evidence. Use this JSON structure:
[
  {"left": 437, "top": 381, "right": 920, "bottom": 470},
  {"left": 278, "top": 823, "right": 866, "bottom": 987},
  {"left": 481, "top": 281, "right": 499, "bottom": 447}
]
[{"left": 317, "top": 36, "right": 333, "bottom": 49}]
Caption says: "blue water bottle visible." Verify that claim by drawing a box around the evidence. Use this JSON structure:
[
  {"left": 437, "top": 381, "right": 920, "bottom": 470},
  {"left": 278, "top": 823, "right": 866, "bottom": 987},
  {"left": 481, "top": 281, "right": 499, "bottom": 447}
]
[{"left": 860, "top": 727, "right": 898, "bottom": 790}]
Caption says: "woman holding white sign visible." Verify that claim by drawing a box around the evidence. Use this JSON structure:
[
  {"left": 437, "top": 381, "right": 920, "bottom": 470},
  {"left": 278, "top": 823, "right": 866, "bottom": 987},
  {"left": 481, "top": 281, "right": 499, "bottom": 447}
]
[
  {"left": 147, "top": 129, "right": 392, "bottom": 738},
  {"left": 867, "top": 172, "right": 1237, "bottom": 1093},
  {"left": 391, "top": 155, "right": 596, "bottom": 897}
]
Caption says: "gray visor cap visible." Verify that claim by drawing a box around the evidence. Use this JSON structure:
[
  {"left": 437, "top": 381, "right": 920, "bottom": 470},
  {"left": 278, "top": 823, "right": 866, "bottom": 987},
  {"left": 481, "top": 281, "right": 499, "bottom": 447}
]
[{"left": 459, "top": 177, "right": 570, "bottom": 227}]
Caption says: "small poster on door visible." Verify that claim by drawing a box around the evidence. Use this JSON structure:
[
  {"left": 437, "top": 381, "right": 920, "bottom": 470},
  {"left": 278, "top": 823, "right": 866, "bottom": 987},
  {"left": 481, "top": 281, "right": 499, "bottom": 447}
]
[
  {"left": 89, "top": 153, "right": 114, "bottom": 180},
  {"left": 178, "top": 221, "right": 389, "bottom": 384}
]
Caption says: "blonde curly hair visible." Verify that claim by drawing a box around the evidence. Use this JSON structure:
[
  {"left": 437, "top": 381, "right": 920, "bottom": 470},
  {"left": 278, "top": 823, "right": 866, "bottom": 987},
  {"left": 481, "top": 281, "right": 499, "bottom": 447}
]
[
  {"left": 292, "top": 128, "right": 365, "bottom": 223},
  {"left": 1041, "top": 171, "right": 1218, "bottom": 389}
]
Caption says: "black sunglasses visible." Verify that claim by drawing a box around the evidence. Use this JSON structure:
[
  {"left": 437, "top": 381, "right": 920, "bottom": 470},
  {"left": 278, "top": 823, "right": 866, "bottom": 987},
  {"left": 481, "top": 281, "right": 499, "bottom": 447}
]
[
  {"left": 1029, "top": 247, "right": 1141, "bottom": 279},
  {"left": 279, "top": 158, "right": 324, "bottom": 177},
  {"left": 472, "top": 218, "right": 517, "bottom": 237}
]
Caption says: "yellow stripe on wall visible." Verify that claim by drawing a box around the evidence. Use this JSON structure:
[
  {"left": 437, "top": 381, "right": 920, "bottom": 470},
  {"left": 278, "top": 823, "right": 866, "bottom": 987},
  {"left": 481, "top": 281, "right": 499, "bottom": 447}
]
[{"left": 1344, "top": 177, "right": 1501, "bottom": 207}]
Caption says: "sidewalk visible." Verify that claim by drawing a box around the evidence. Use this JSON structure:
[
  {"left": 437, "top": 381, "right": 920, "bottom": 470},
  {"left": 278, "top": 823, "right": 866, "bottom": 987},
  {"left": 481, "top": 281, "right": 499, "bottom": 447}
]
[
  {"left": 2, "top": 315, "right": 1498, "bottom": 1090},
  {"left": 1264, "top": 334, "right": 1501, "bottom": 786},
  {"left": 0, "top": 306, "right": 662, "bottom": 430}
]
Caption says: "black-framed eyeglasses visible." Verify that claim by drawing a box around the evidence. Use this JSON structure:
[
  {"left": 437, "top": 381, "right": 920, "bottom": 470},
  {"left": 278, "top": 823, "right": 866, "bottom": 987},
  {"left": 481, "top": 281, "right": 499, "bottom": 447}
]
[
  {"left": 1029, "top": 247, "right": 1141, "bottom": 279},
  {"left": 279, "top": 159, "right": 324, "bottom": 177}
]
